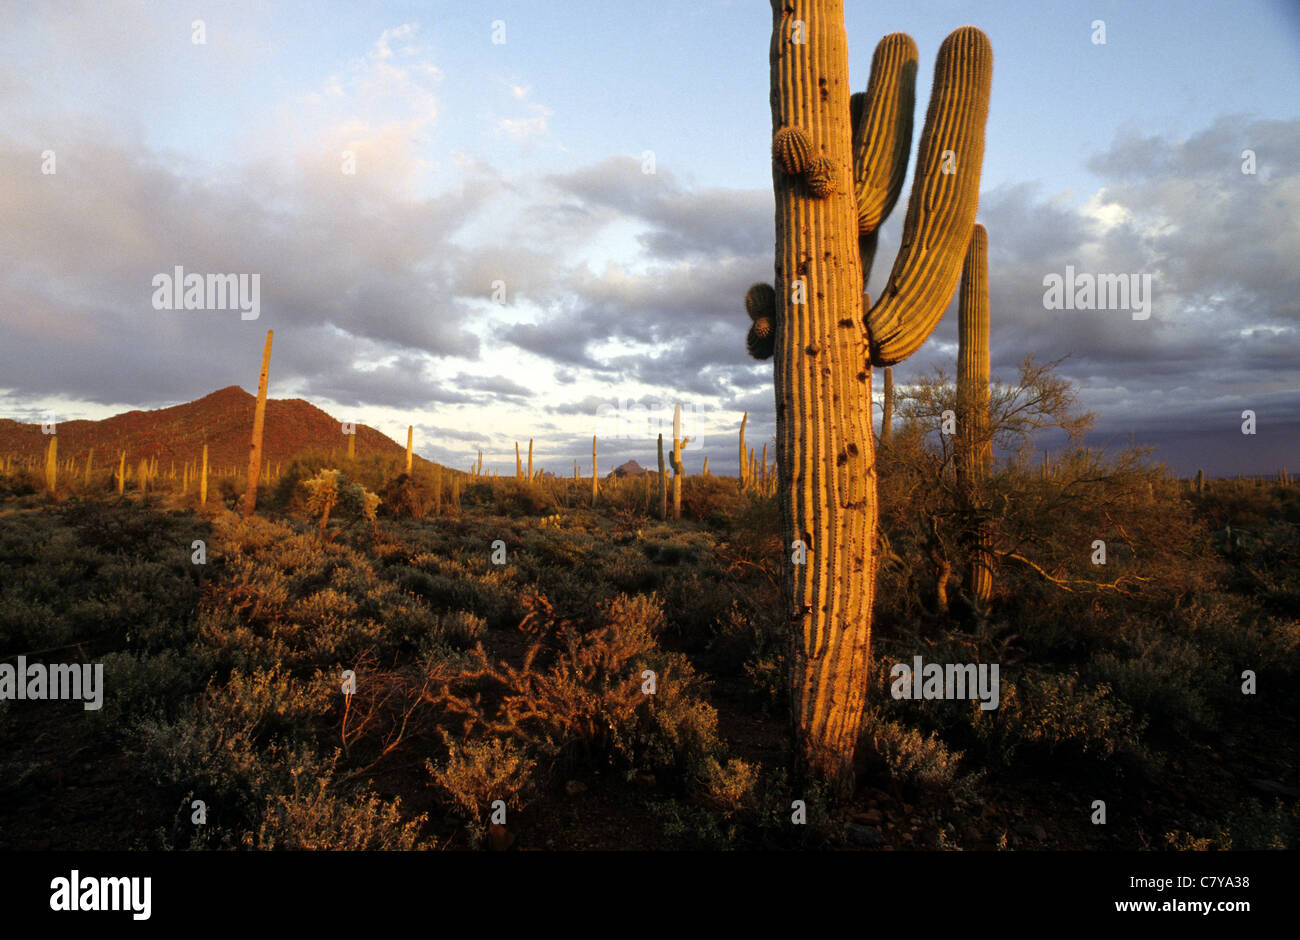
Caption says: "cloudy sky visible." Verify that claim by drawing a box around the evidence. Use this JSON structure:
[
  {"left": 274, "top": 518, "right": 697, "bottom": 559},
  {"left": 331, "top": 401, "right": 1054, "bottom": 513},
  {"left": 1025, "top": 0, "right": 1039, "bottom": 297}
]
[{"left": 2, "top": 0, "right": 1298, "bottom": 477}]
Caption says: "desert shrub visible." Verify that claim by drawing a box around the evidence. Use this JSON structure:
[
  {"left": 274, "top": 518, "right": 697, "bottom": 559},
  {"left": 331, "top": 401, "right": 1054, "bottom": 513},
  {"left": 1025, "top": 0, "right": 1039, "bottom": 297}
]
[
  {"left": 1164, "top": 798, "right": 1300, "bottom": 851},
  {"left": 440, "top": 610, "right": 487, "bottom": 647},
  {"left": 246, "top": 767, "right": 430, "bottom": 850},
  {"left": 861, "top": 718, "right": 965, "bottom": 788},
  {"left": 679, "top": 475, "right": 745, "bottom": 524},
  {"left": 377, "top": 473, "right": 439, "bottom": 520},
  {"left": 1088, "top": 636, "right": 1217, "bottom": 735},
  {"left": 970, "top": 670, "right": 1145, "bottom": 767},
  {"left": 427, "top": 737, "right": 537, "bottom": 837}
]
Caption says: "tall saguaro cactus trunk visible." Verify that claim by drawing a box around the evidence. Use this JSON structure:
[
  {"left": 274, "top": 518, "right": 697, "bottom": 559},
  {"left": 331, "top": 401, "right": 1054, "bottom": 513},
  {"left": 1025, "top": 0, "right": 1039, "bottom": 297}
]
[
  {"left": 406, "top": 426, "right": 414, "bottom": 474},
  {"left": 956, "top": 224, "right": 993, "bottom": 607},
  {"left": 242, "top": 330, "right": 274, "bottom": 519},
  {"left": 756, "top": 2, "right": 991, "bottom": 796}
]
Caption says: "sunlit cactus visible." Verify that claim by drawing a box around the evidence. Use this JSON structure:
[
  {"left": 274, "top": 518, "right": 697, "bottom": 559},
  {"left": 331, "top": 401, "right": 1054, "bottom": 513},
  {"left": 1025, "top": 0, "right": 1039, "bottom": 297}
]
[
  {"left": 956, "top": 223, "right": 993, "bottom": 607},
  {"left": 750, "top": 3, "right": 992, "bottom": 795},
  {"left": 242, "top": 330, "right": 273, "bottom": 517}
]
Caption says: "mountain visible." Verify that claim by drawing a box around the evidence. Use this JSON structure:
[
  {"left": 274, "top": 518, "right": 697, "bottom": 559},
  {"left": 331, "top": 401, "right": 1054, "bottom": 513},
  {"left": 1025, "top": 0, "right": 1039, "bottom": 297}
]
[
  {"left": 608, "top": 460, "right": 651, "bottom": 478},
  {"left": 0, "top": 386, "right": 419, "bottom": 473}
]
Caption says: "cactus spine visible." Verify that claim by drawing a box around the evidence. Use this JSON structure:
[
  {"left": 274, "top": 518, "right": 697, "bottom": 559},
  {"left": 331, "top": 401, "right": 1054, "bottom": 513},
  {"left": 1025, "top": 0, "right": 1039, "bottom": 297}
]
[
  {"left": 758, "top": 4, "right": 991, "bottom": 794},
  {"left": 669, "top": 403, "right": 690, "bottom": 521},
  {"left": 242, "top": 329, "right": 273, "bottom": 518},
  {"left": 956, "top": 224, "right": 992, "bottom": 607}
]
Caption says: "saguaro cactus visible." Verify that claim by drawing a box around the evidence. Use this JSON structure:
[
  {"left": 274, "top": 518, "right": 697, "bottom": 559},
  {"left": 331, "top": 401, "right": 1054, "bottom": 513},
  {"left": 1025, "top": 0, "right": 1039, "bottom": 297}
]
[
  {"left": 751, "top": 4, "right": 992, "bottom": 794},
  {"left": 591, "top": 435, "right": 599, "bottom": 506},
  {"left": 738, "top": 412, "right": 748, "bottom": 491},
  {"left": 242, "top": 329, "right": 274, "bottom": 518},
  {"left": 200, "top": 444, "right": 208, "bottom": 506},
  {"left": 44, "top": 435, "right": 57, "bottom": 494},
  {"left": 881, "top": 367, "right": 894, "bottom": 444},
  {"left": 116, "top": 451, "right": 126, "bottom": 495},
  {"left": 956, "top": 224, "right": 993, "bottom": 607},
  {"left": 84, "top": 448, "right": 93, "bottom": 488},
  {"left": 669, "top": 403, "right": 691, "bottom": 520},
  {"left": 406, "top": 426, "right": 414, "bottom": 474},
  {"left": 657, "top": 433, "right": 668, "bottom": 520},
  {"left": 528, "top": 439, "right": 534, "bottom": 482}
]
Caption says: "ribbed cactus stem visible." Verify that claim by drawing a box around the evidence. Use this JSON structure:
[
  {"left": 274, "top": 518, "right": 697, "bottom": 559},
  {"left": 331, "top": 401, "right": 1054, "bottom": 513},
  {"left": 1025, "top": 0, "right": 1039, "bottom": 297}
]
[
  {"left": 669, "top": 403, "right": 689, "bottom": 521},
  {"left": 851, "top": 32, "right": 917, "bottom": 279},
  {"left": 406, "top": 426, "right": 413, "bottom": 474},
  {"left": 739, "top": 411, "right": 748, "bottom": 491},
  {"left": 756, "top": 3, "right": 993, "bottom": 796},
  {"left": 44, "top": 435, "right": 57, "bottom": 494},
  {"left": 657, "top": 433, "right": 667, "bottom": 520},
  {"left": 956, "top": 224, "right": 992, "bottom": 607},
  {"left": 881, "top": 367, "right": 894, "bottom": 443},
  {"left": 242, "top": 329, "right": 273, "bottom": 518},
  {"left": 200, "top": 445, "right": 208, "bottom": 506},
  {"left": 864, "top": 27, "right": 992, "bottom": 366}
]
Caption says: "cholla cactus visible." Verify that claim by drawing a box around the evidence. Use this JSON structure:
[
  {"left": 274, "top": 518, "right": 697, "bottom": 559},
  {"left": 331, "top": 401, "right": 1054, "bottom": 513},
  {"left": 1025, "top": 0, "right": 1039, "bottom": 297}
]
[
  {"left": 753, "top": 4, "right": 992, "bottom": 794},
  {"left": 303, "top": 468, "right": 342, "bottom": 537}
]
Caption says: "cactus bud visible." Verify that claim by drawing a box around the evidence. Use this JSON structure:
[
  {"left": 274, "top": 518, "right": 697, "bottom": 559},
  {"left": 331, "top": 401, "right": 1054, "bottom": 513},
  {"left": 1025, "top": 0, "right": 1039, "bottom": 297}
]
[{"left": 772, "top": 125, "right": 813, "bottom": 175}]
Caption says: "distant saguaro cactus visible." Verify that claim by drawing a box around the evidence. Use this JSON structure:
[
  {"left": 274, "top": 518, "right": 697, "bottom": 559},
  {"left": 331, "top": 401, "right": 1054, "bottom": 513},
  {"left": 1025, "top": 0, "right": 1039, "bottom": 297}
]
[
  {"left": 1196, "top": 468, "right": 1204, "bottom": 495},
  {"left": 591, "top": 435, "right": 599, "bottom": 506},
  {"left": 406, "top": 426, "right": 414, "bottom": 474},
  {"left": 84, "top": 448, "right": 93, "bottom": 488},
  {"left": 747, "top": 4, "right": 992, "bottom": 794},
  {"left": 669, "top": 403, "right": 691, "bottom": 521},
  {"left": 117, "top": 451, "right": 125, "bottom": 496},
  {"left": 44, "top": 435, "right": 57, "bottom": 494},
  {"left": 528, "top": 439, "right": 534, "bottom": 482},
  {"left": 657, "top": 433, "right": 668, "bottom": 520},
  {"left": 200, "top": 444, "right": 208, "bottom": 507},
  {"left": 242, "top": 329, "right": 274, "bottom": 518},
  {"left": 738, "top": 412, "right": 748, "bottom": 491},
  {"left": 956, "top": 223, "right": 993, "bottom": 607}
]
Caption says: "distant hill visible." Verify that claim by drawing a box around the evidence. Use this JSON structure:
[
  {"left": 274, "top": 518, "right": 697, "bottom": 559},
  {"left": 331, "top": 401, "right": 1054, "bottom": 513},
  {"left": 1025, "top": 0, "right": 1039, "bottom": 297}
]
[
  {"left": 0, "top": 386, "right": 420, "bottom": 472},
  {"left": 608, "top": 460, "right": 651, "bottom": 478}
]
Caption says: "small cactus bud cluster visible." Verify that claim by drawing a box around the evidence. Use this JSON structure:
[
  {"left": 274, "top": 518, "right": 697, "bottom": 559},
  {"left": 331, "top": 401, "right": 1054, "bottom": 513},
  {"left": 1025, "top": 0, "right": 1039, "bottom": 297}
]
[
  {"left": 772, "top": 125, "right": 835, "bottom": 200},
  {"left": 745, "top": 282, "right": 776, "bottom": 360}
]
